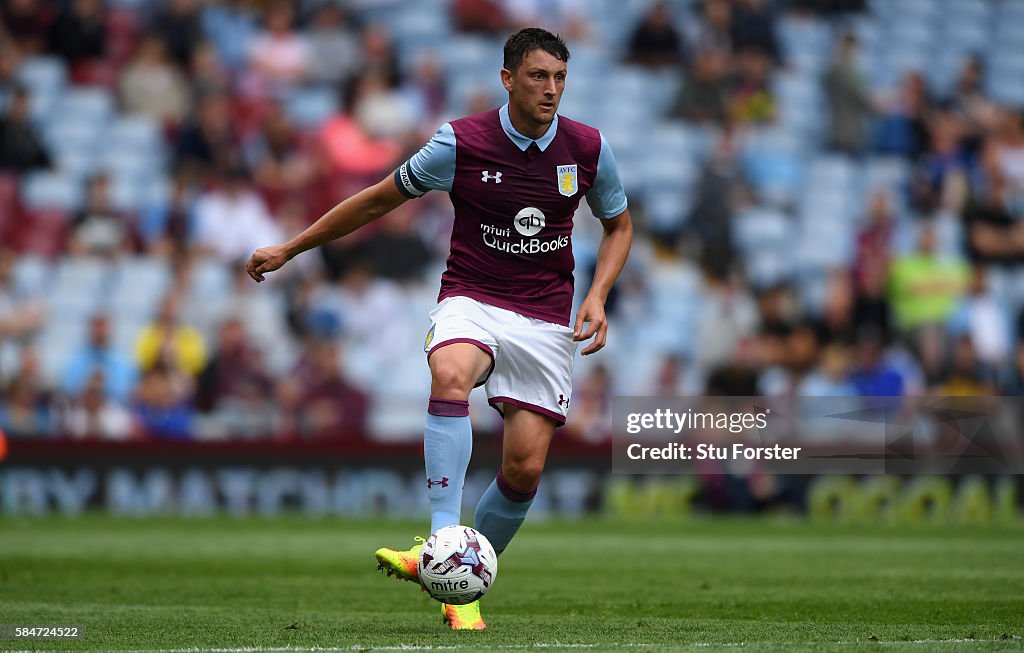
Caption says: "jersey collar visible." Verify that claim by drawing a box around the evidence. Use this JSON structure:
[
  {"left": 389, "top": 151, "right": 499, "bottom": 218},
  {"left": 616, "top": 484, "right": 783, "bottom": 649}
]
[{"left": 499, "top": 103, "right": 558, "bottom": 152}]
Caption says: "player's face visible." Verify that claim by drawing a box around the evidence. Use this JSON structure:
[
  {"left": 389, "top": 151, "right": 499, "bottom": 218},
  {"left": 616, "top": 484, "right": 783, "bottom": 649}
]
[{"left": 503, "top": 49, "right": 567, "bottom": 135}]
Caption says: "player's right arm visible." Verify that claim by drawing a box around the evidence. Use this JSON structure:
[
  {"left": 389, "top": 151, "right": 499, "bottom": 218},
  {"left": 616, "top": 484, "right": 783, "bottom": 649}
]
[
  {"left": 246, "top": 177, "right": 407, "bottom": 282},
  {"left": 247, "top": 123, "right": 455, "bottom": 282}
]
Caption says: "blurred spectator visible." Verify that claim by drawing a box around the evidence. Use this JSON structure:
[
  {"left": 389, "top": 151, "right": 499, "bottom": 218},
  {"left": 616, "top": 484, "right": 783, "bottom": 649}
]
[
  {"left": 706, "top": 335, "right": 760, "bottom": 396},
  {"left": 305, "top": 3, "right": 362, "bottom": 86},
  {"left": 188, "top": 40, "right": 231, "bottom": 98},
  {"left": 823, "top": 32, "right": 874, "bottom": 155},
  {"left": 948, "top": 55, "right": 1000, "bottom": 151},
  {"left": 947, "top": 266, "right": 1011, "bottom": 369},
  {"left": 908, "top": 113, "right": 970, "bottom": 215},
  {"left": 359, "top": 24, "right": 402, "bottom": 88},
  {"left": 0, "top": 85, "right": 51, "bottom": 173},
  {"left": 729, "top": 0, "right": 780, "bottom": 63},
  {"left": 648, "top": 354, "right": 704, "bottom": 396},
  {"left": 132, "top": 359, "right": 195, "bottom": 439},
  {"left": 403, "top": 54, "right": 448, "bottom": 128},
  {"left": 853, "top": 191, "right": 895, "bottom": 294},
  {"left": 849, "top": 327, "right": 904, "bottom": 396},
  {"left": 624, "top": 2, "right": 686, "bottom": 69},
  {"left": 853, "top": 258, "right": 893, "bottom": 344},
  {"left": 887, "top": 222, "right": 969, "bottom": 333},
  {"left": 353, "top": 72, "right": 415, "bottom": 140},
  {"left": 695, "top": 273, "right": 759, "bottom": 370},
  {"left": 0, "top": 347, "right": 53, "bottom": 438},
  {"left": 693, "top": 0, "right": 732, "bottom": 58},
  {"left": 195, "top": 318, "right": 273, "bottom": 435},
  {"left": 149, "top": 0, "right": 204, "bottom": 69},
  {"left": 500, "top": 0, "right": 588, "bottom": 41},
  {"left": 671, "top": 49, "right": 729, "bottom": 126},
  {"left": 684, "top": 127, "right": 749, "bottom": 276},
  {"left": 68, "top": 173, "right": 136, "bottom": 258},
  {"left": 935, "top": 335, "right": 996, "bottom": 395},
  {"left": 797, "top": 344, "right": 857, "bottom": 396},
  {"left": 962, "top": 154, "right": 1024, "bottom": 265},
  {"left": 789, "top": 0, "right": 866, "bottom": 14},
  {"left": 193, "top": 165, "right": 284, "bottom": 263},
  {"left": 306, "top": 260, "right": 410, "bottom": 364},
  {"left": 244, "top": 103, "right": 319, "bottom": 212},
  {"left": 0, "top": 40, "right": 19, "bottom": 103},
  {"left": 728, "top": 48, "right": 774, "bottom": 125},
  {"left": 242, "top": 0, "right": 309, "bottom": 100},
  {"left": 873, "top": 71, "right": 932, "bottom": 160},
  {"left": 1, "top": 0, "right": 56, "bottom": 55},
  {"left": 60, "top": 369, "right": 133, "bottom": 440},
  {"left": 47, "top": 0, "right": 105, "bottom": 66},
  {"left": 320, "top": 105, "right": 404, "bottom": 179},
  {"left": 566, "top": 362, "right": 611, "bottom": 443},
  {"left": 135, "top": 292, "right": 207, "bottom": 377},
  {"left": 139, "top": 172, "right": 196, "bottom": 257},
  {"left": 812, "top": 270, "right": 856, "bottom": 346},
  {"left": 175, "top": 92, "right": 241, "bottom": 178},
  {"left": 204, "top": 263, "right": 293, "bottom": 360},
  {"left": 0, "top": 250, "right": 46, "bottom": 346},
  {"left": 119, "top": 34, "right": 191, "bottom": 127},
  {"left": 61, "top": 313, "right": 137, "bottom": 404},
  {"left": 994, "top": 109, "right": 1024, "bottom": 193},
  {"left": 451, "top": 0, "right": 508, "bottom": 36},
  {"left": 279, "top": 338, "right": 369, "bottom": 439},
  {"left": 200, "top": 0, "right": 258, "bottom": 72},
  {"left": 1002, "top": 340, "right": 1024, "bottom": 395}
]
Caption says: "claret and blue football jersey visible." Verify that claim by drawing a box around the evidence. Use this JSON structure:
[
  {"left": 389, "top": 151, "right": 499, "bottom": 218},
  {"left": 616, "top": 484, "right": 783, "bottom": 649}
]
[{"left": 393, "top": 104, "right": 628, "bottom": 326}]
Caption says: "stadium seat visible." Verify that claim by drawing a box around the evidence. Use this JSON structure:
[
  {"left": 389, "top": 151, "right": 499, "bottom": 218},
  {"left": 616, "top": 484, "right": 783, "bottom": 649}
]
[
  {"left": 733, "top": 208, "right": 793, "bottom": 254},
  {"left": 107, "top": 116, "right": 163, "bottom": 152},
  {"left": 56, "top": 87, "right": 115, "bottom": 126},
  {"left": 12, "top": 255, "right": 52, "bottom": 296},
  {"left": 285, "top": 87, "right": 340, "bottom": 129},
  {"left": 189, "top": 258, "right": 233, "bottom": 302},
  {"left": 43, "top": 118, "right": 103, "bottom": 156},
  {"left": 16, "top": 57, "right": 68, "bottom": 97},
  {"left": 21, "top": 172, "right": 84, "bottom": 212}
]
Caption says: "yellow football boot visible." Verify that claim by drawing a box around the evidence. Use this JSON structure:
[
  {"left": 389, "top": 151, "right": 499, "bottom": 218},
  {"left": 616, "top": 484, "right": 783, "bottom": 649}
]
[
  {"left": 441, "top": 600, "right": 487, "bottom": 630},
  {"left": 374, "top": 536, "right": 425, "bottom": 583}
]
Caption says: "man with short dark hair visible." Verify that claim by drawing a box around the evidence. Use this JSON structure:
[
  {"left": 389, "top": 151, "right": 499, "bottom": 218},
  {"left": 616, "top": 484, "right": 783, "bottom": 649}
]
[{"left": 246, "top": 27, "right": 632, "bottom": 629}]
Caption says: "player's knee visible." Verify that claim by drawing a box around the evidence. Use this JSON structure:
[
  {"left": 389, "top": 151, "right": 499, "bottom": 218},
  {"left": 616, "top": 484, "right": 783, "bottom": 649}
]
[
  {"left": 502, "top": 458, "right": 544, "bottom": 490},
  {"left": 430, "top": 362, "right": 474, "bottom": 400}
]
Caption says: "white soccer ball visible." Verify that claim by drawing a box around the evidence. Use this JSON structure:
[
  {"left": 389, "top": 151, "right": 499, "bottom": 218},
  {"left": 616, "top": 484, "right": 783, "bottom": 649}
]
[{"left": 418, "top": 525, "right": 498, "bottom": 605}]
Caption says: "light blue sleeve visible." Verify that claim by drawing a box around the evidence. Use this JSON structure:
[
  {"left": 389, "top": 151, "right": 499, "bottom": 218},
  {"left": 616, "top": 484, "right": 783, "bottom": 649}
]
[
  {"left": 585, "top": 133, "right": 628, "bottom": 219},
  {"left": 394, "top": 123, "right": 456, "bottom": 197}
]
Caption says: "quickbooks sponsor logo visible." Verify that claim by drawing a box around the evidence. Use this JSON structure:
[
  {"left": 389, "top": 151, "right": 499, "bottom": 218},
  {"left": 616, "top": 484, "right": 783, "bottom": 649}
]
[
  {"left": 482, "top": 233, "right": 570, "bottom": 254},
  {"left": 514, "top": 207, "right": 545, "bottom": 236}
]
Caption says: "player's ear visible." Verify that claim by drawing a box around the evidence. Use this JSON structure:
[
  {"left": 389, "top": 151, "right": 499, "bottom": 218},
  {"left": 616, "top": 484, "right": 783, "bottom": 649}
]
[{"left": 500, "top": 68, "right": 513, "bottom": 92}]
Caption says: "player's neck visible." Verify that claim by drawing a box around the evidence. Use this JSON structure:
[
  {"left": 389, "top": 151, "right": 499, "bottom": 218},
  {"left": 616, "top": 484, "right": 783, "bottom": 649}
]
[{"left": 507, "top": 105, "right": 552, "bottom": 141}]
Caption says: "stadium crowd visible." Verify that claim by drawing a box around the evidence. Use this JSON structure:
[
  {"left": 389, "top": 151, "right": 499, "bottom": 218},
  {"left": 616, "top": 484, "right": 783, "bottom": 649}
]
[{"left": 1, "top": 0, "right": 1024, "bottom": 443}]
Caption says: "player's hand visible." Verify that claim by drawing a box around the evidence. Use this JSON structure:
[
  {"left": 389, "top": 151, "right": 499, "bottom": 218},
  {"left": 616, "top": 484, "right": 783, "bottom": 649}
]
[
  {"left": 246, "top": 244, "right": 291, "bottom": 283},
  {"left": 573, "top": 295, "right": 608, "bottom": 356}
]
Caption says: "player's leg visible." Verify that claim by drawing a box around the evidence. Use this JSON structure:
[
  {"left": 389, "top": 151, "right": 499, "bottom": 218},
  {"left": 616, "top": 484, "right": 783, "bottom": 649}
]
[
  {"left": 424, "top": 342, "right": 492, "bottom": 534},
  {"left": 474, "top": 405, "right": 556, "bottom": 554},
  {"left": 376, "top": 323, "right": 493, "bottom": 585}
]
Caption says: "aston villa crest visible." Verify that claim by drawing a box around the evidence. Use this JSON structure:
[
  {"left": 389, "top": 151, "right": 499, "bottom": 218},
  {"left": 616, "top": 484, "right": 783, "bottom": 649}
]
[{"left": 557, "top": 164, "right": 578, "bottom": 197}]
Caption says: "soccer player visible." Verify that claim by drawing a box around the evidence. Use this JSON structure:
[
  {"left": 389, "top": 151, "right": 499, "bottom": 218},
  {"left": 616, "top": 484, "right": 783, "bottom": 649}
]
[{"left": 246, "top": 28, "right": 632, "bottom": 630}]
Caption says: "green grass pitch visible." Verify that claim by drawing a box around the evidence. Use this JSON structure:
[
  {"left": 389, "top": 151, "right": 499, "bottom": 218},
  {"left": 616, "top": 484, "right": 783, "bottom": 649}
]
[{"left": 1, "top": 516, "right": 1022, "bottom": 652}]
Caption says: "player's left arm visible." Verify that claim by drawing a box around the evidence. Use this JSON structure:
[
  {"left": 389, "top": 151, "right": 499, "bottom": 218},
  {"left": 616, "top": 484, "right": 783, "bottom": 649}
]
[
  {"left": 574, "top": 209, "right": 632, "bottom": 355},
  {"left": 575, "top": 132, "right": 632, "bottom": 356}
]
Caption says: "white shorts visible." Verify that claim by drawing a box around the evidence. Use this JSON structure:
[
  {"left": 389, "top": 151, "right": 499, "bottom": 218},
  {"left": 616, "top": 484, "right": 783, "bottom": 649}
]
[{"left": 424, "top": 296, "right": 577, "bottom": 426}]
